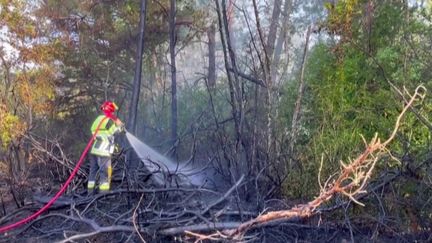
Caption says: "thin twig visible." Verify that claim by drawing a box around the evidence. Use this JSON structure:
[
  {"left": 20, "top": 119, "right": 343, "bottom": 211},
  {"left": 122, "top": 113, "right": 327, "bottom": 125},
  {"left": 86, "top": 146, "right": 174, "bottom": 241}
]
[{"left": 133, "top": 194, "right": 146, "bottom": 243}]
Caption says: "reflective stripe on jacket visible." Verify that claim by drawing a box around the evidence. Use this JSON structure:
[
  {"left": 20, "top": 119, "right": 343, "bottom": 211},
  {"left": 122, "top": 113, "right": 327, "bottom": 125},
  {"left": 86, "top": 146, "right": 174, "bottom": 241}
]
[{"left": 90, "top": 115, "right": 120, "bottom": 157}]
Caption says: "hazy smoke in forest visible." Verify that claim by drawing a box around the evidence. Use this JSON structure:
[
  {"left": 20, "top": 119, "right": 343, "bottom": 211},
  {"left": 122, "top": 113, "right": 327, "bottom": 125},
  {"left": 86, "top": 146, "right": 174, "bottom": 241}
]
[{"left": 125, "top": 132, "right": 207, "bottom": 187}]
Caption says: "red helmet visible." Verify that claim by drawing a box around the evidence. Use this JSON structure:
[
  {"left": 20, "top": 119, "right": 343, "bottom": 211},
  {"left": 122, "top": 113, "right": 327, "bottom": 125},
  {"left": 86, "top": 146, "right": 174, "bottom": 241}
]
[{"left": 100, "top": 101, "right": 118, "bottom": 113}]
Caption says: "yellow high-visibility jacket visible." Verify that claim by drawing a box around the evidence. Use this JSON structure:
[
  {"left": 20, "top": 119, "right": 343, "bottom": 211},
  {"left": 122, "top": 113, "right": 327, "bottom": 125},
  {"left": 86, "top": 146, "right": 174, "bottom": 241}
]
[{"left": 90, "top": 115, "right": 121, "bottom": 157}]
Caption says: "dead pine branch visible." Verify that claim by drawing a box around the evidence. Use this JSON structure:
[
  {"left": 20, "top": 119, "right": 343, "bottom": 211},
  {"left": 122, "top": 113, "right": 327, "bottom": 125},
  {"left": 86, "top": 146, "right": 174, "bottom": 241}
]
[{"left": 188, "top": 85, "right": 426, "bottom": 241}]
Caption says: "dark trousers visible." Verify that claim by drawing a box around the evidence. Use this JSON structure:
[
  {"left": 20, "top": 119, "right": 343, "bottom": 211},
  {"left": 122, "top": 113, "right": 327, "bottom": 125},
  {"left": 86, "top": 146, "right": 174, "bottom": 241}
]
[{"left": 88, "top": 154, "right": 112, "bottom": 190}]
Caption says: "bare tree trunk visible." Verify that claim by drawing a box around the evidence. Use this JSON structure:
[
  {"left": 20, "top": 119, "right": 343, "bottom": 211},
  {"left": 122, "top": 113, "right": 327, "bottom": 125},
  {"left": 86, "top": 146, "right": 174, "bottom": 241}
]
[
  {"left": 266, "top": 0, "right": 282, "bottom": 61},
  {"left": 126, "top": 0, "right": 147, "bottom": 183},
  {"left": 216, "top": 0, "right": 239, "bottom": 136},
  {"left": 216, "top": 0, "right": 241, "bottom": 182},
  {"left": 252, "top": 0, "right": 273, "bottom": 164},
  {"left": 169, "top": 0, "right": 178, "bottom": 148},
  {"left": 127, "top": 0, "right": 147, "bottom": 134},
  {"left": 271, "top": 0, "right": 293, "bottom": 83},
  {"left": 263, "top": 0, "right": 283, "bottom": 171},
  {"left": 221, "top": 0, "right": 243, "bottom": 146},
  {"left": 207, "top": 24, "right": 216, "bottom": 88},
  {"left": 252, "top": 0, "right": 270, "bottom": 82},
  {"left": 289, "top": 25, "right": 312, "bottom": 157}
]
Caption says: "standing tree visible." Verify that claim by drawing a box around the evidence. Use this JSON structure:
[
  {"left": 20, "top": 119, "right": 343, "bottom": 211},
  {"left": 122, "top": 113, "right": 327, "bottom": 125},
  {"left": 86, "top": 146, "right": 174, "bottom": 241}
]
[
  {"left": 207, "top": 23, "right": 216, "bottom": 88},
  {"left": 169, "top": 0, "right": 178, "bottom": 150},
  {"left": 128, "top": 0, "right": 148, "bottom": 134},
  {"left": 0, "top": 0, "right": 59, "bottom": 206},
  {"left": 126, "top": 0, "right": 147, "bottom": 182}
]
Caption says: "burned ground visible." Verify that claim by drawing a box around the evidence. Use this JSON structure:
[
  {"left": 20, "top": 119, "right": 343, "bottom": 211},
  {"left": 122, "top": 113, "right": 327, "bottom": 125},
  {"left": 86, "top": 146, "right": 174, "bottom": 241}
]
[{"left": 0, "top": 150, "right": 431, "bottom": 242}]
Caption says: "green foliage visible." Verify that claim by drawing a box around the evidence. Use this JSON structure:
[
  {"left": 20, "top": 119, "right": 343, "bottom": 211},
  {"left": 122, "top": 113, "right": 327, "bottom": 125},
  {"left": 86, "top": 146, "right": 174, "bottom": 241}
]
[
  {"left": 33, "top": 0, "right": 207, "bottom": 120},
  {"left": 0, "top": 113, "right": 19, "bottom": 148},
  {"left": 0, "top": 105, "right": 25, "bottom": 149},
  {"left": 281, "top": 0, "right": 432, "bottom": 199}
]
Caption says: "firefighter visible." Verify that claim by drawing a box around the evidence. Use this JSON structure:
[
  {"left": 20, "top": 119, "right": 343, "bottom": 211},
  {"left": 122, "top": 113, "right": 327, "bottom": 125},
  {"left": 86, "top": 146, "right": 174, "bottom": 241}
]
[{"left": 87, "top": 101, "right": 124, "bottom": 193}]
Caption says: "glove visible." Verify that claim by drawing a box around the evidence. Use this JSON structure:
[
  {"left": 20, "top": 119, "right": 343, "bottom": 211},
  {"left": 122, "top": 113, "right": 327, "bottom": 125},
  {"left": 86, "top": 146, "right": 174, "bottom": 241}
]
[
  {"left": 113, "top": 143, "right": 121, "bottom": 154},
  {"left": 115, "top": 119, "right": 125, "bottom": 133},
  {"left": 119, "top": 123, "right": 126, "bottom": 133}
]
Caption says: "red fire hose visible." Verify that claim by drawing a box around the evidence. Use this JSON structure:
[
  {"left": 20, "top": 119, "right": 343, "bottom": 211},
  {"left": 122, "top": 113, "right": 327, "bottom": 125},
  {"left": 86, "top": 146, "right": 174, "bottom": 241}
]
[{"left": 0, "top": 116, "right": 109, "bottom": 233}]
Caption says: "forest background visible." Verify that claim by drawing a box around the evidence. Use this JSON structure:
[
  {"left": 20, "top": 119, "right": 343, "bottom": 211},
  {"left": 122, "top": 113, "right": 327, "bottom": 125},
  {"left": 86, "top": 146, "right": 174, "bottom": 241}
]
[{"left": 0, "top": 0, "right": 431, "bottom": 242}]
